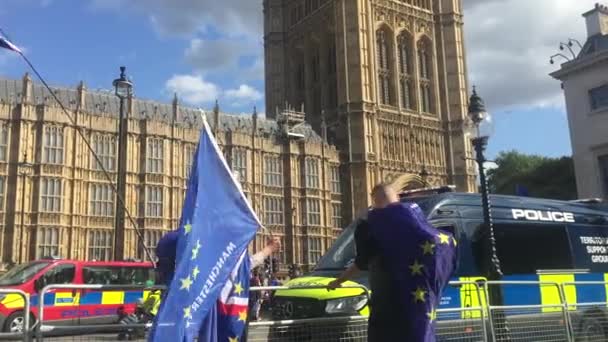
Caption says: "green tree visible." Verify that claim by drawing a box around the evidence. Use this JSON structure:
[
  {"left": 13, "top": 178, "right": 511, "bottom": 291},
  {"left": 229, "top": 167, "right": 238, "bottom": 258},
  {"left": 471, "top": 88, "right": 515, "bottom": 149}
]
[{"left": 486, "top": 151, "right": 577, "bottom": 200}]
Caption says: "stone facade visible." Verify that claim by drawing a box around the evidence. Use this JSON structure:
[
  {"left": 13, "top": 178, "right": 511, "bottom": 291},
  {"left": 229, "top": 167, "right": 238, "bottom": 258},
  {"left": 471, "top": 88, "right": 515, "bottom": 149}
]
[
  {"left": 264, "top": 0, "right": 477, "bottom": 220},
  {"left": 0, "top": 75, "right": 341, "bottom": 271},
  {"left": 551, "top": 4, "right": 608, "bottom": 199}
]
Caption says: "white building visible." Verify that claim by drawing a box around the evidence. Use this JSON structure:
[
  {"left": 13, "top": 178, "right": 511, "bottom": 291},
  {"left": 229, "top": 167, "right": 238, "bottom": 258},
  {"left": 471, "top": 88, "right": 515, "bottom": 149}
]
[{"left": 551, "top": 3, "right": 608, "bottom": 199}]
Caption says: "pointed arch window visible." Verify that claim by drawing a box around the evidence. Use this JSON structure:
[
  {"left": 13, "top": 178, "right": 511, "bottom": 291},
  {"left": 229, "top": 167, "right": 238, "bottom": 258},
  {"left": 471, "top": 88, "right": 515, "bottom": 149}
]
[
  {"left": 376, "top": 28, "right": 394, "bottom": 106},
  {"left": 398, "top": 32, "right": 415, "bottom": 110},
  {"left": 418, "top": 38, "right": 434, "bottom": 114}
]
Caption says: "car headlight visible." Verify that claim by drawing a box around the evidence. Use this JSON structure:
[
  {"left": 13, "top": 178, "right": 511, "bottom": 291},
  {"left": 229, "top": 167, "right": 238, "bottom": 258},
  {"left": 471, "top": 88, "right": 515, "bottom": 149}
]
[{"left": 325, "top": 295, "right": 368, "bottom": 314}]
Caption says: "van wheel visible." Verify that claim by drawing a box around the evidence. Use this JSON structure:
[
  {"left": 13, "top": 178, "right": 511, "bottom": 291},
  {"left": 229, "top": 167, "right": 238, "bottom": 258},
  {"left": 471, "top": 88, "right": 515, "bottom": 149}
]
[
  {"left": 579, "top": 311, "right": 608, "bottom": 342},
  {"left": 4, "top": 311, "right": 26, "bottom": 333}
]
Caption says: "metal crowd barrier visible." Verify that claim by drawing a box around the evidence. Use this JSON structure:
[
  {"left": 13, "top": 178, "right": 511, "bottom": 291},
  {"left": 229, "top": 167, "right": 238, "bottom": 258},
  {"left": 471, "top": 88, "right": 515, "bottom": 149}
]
[
  {"left": 484, "top": 281, "right": 571, "bottom": 342},
  {"left": 437, "top": 281, "right": 488, "bottom": 342},
  {"left": 0, "top": 289, "right": 30, "bottom": 341},
  {"left": 34, "top": 283, "right": 165, "bottom": 342},
  {"left": 248, "top": 282, "right": 488, "bottom": 342},
  {"left": 562, "top": 281, "right": 608, "bottom": 342},
  {"left": 24, "top": 280, "right": 608, "bottom": 341},
  {"left": 248, "top": 284, "right": 369, "bottom": 342}
]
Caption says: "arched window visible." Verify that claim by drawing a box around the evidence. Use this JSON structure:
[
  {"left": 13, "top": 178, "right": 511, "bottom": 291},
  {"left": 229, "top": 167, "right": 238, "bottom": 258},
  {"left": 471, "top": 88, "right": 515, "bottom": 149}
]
[
  {"left": 418, "top": 38, "right": 434, "bottom": 114},
  {"left": 398, "top": 32, "right": 415, "bottom": 110},
  {"left": 376, "top": 28, "right": 394, "bottom": 106}
]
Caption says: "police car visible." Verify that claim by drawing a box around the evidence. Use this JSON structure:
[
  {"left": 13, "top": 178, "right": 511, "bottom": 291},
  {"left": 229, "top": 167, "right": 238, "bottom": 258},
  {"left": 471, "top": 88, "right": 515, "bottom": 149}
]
[{"left": 271, "top": 187, "right": 608, "bottom": 340}]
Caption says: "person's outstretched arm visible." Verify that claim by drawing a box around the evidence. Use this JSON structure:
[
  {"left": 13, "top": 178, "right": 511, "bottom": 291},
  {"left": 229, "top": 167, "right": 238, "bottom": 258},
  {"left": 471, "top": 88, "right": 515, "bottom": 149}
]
[
  {"left": 327, "top": 220, "right": 370, "bottom": 290},
  {"left": 327, "top": 263, "right": 361, "bottom": 290},
  {"left": 251, "top": 237, "right": 281, "bottom": 268}
]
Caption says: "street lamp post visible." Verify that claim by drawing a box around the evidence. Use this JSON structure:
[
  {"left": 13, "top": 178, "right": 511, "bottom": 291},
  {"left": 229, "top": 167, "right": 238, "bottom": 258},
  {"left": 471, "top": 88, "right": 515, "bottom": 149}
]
[
  {"left": 17, "top": 153, "right": 32, "bottom": 263},
  {"left": 112, "top": 66, "right": 133, "bottom": 261},
  {"left": 467, "top": 88, "right": 509, "bottom": 341}
]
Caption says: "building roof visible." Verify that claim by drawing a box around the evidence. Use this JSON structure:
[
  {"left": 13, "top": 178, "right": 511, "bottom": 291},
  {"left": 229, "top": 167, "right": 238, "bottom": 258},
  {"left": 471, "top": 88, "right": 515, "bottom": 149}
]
[
  {"left": 578, "top": 33, "right": 608, "bottom": 58},
  {"left": 0, "top": 76, "right": 325, "bottom": 143}
]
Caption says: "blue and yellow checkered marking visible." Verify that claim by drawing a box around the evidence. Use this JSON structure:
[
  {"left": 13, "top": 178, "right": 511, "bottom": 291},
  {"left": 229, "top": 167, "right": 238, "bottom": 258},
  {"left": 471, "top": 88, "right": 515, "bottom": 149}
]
[
  {"left": 448, "top": 273, "right": 608, "bottom": 318},
  {"left": 1, "top": 290, "right": 151, "bottom": 311}
]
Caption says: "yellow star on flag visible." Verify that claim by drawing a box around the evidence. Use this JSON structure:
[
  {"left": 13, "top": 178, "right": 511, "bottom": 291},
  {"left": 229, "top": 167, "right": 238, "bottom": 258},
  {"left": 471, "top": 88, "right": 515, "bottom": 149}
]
[
  {"left": 409, "top": 260, "right": 424, "bottom": 276},
  {"left": 421, "top": 241, "right": 436, "bottom": 255},
  {"left": 184, "top": 223, "right": 192, "bottom": 235},
  {"left": 411, "top": 287, "right": 427, "bottom": 303},
  {"left": 234, "top": 282, "right": 244, "bottom": 295},
  {"left": 191, "top": 240, "right": 201, "bottom": 260},
  {"left": 228, "top": 337, "right": 239, "bottom": 342},
  {"left": 183, "top": 306, "right": 192, "bottom": 319},
  {"left": 438, "top": 233, "right": 451, "bottom": 245},
  {"left": 238, "top": 310, "right": 247, "bottom": 322},
  {"left": 427, "top": 309, "right": 437, "bottom": 322},
  {"left": 452, "top": 237, "right": 458, "bottom": 247},
  {"left": 180, "top": 276, "right": 193, "bottom": 291},
  {"left": 192, "top": 266, "right": 200, "bottom": 279}
]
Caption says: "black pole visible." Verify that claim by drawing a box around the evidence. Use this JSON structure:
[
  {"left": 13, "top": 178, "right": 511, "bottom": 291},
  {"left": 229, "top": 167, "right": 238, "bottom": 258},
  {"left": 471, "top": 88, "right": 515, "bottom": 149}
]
[
  {"left": 18, "top": 166, "right": 27, "bottom": 263},
  {"left": 113, "top": 89, "right": 128, "bottom": 261},
  {"left": 472, "top": 136, "right": 509, "bottom": 341}
]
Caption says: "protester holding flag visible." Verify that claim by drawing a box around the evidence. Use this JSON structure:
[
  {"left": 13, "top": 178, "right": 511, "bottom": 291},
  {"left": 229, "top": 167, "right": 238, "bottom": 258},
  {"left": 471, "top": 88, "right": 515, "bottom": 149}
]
[
  {"left": 149, "top": 117, "right": 270, "bottom": 342},
  {"left": 328, "top": 184, "right": 457, "bottom": 342}
]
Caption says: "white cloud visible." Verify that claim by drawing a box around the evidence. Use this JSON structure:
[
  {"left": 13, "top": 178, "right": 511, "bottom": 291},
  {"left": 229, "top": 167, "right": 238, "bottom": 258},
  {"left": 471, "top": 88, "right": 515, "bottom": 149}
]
[
  {"left": 89, "top": 0, "right": 262, "bottom": 39},
  {"left": 165, "top": 74, "right": 219, "bottom": 105},
  {"left": 165, "top": 74, "right": 264, "bottom": 110},
  {"left": 464, "top": 0, "right": 597, "bottom": 111},
  {"left": 225, "top": 84, "right": 263, "bottom": 105},
  {"left": 185, "top": 38, "right": 256, "bottom": 73},
  {"left": 94, "top": 0, "right": 599, "bottom": 113}
]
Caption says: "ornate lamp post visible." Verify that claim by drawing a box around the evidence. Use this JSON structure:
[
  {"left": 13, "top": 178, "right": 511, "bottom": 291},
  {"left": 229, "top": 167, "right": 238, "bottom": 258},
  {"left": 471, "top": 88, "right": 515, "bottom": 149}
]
[
  {"left": 467, "top": 87, "right": 509, "bottom": 341},
  {"left": 112, "top": 66, "right": 132, "bottom": 261},
  {"left": 17, "top": 153, "right": 32, "bottom": 263}
]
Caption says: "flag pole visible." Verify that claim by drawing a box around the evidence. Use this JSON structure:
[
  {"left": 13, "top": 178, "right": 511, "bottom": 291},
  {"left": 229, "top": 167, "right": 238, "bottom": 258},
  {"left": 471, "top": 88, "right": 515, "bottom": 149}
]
[
  {"left": 1, "top": 28, "right": 155, "bottom": 265},
  {"left": 197, "top": 110, "right": 274, "bottom": 269}
]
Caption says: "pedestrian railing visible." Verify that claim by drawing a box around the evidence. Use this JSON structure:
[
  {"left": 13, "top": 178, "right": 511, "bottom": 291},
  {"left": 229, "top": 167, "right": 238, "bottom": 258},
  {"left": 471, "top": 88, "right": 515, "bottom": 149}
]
[
  {"left": 14, "top": 280, "right": 608, "bottom": 341},
  {"left": 484, "top": 281, "right": 572, "bottom": 342},
  {"left": 34, "top": 283, "right": 165, "bottom": 342},
  {"left": 248, "top": 284, "right": 369, "bottom": 342},
  {"left": 562, "top": 281, "right": 608, "bottom": 342},
  {"left": 0, "top": 289, "right": 30, "bottom": 341},
  {"left": 436, "top": 281, "right": 488, "bottom": 342}
]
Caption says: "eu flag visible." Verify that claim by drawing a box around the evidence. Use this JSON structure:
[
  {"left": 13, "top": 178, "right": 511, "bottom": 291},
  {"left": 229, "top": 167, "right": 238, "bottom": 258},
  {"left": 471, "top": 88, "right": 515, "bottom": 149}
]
[
  {"left": 367, "top": 202, "right": 457, "bottom": 342},
  {"left": 149, "top": 116, "right": 261, "bottom": 342}
]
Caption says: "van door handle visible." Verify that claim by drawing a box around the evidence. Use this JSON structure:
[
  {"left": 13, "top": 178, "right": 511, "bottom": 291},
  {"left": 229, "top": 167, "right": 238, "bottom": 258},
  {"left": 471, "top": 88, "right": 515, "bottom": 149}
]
[{"left": 437, "top": 209, "right": 454, "bottom": 215}]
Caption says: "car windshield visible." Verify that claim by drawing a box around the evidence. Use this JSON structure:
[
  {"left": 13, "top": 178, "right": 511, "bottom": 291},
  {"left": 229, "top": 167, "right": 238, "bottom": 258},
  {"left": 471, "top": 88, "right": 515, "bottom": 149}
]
[
  {"left": 314, "top": 196, "right": 436, "bottom": 271},
  {"left": 0, "top": 261, "right": 50, "bottom": 286}
]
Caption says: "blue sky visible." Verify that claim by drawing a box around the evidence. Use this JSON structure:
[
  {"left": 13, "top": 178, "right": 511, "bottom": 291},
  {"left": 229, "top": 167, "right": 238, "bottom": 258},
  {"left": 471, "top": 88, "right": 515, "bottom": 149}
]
[{"left": 0, "top": 0, "right": 595, "bottom": 159}]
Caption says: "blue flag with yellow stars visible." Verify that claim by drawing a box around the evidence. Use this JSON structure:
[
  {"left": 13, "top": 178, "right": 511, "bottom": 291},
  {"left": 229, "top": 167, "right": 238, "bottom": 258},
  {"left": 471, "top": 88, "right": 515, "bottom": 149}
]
[
  {"left": 149, "top": 115, "right": 261, "bottom": 342},
  {"left": 367, "top": 202, "right": 457, "bottom": 342},
  {"left": 198, "top": 251, "right": 252, "bottom": 342}
]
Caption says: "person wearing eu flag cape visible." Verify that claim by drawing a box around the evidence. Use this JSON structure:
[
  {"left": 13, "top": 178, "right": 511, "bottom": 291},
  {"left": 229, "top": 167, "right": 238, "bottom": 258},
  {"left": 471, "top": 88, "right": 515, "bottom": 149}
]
[
  {"left": 328, "top": 184, "right": 457, "bottom": 342},
  {"left": 149, "top": 116, "right": 277, "bottom": 342}
]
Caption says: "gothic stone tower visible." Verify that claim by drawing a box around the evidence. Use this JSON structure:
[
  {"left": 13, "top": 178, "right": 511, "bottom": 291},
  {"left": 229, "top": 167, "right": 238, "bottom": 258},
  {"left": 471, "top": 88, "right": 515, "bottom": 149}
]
[{"left": 264, "top": 0, "right": 476, "bottom": 220}]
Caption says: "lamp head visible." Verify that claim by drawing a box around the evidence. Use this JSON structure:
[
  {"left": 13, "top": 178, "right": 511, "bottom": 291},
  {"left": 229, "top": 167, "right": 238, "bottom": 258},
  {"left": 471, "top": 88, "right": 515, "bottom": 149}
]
[
  {"left": 112, "top": 66, "right": 133, "bottom": 99},
  {"left": 466, "top": 87, "right": 494, "bottom": 139}
]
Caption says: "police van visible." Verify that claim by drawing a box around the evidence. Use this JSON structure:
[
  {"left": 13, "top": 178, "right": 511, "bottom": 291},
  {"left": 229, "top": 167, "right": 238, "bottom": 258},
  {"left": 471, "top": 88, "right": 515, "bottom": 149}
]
[{"left": 271, "top": 187, "right": 608, "bottom": 340}]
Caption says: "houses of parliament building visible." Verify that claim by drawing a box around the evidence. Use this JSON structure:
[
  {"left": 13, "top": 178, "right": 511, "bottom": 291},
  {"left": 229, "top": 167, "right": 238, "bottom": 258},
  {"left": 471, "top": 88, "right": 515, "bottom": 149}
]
[{"left": 0, "top": 0, "right": 475, "bottom": 270}]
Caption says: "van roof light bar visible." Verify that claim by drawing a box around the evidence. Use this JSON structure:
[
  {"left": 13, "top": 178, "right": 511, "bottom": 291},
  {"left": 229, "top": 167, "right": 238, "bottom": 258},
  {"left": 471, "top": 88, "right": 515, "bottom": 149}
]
[{"left": 399, "top": 185, "right": 455, "bottom": 198}]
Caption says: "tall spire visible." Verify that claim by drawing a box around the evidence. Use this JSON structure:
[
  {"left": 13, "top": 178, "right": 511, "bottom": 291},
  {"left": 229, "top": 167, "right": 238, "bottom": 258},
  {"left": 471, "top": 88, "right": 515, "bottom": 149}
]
[
  {"left": 252, "top": 106, "right": 258, "bottom": 133},
  {"left": 213, "top": 100, "right": 220, "bottom": 134},
  {"left": 172, "top": 93, "right": 178, "bottom": 123}
]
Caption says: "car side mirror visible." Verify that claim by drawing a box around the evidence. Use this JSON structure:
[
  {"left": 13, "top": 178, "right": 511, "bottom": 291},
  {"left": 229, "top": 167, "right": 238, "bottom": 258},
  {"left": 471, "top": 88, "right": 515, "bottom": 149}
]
[{"left": 34, "top": 278, "right": 43, "bottom": 293}]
